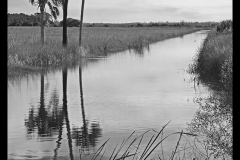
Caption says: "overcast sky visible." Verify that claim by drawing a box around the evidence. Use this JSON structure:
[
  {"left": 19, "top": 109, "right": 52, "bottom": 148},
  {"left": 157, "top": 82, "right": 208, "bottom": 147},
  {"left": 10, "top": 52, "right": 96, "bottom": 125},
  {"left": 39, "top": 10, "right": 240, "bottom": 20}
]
[{"left": 8, "top": 0, "right": 232, "bottom": 23}]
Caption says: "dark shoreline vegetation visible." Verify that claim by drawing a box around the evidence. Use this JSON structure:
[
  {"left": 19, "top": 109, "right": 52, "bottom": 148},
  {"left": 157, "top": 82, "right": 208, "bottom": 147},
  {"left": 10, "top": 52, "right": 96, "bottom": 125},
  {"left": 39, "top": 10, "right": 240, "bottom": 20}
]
[
  {"left": 188, "top": 20, "right": 232, "bottom": 92},
  {"left": 8, "top": 26, "right": 205, "bottom": 78},
  {"left": 187, "top": 20, "right": 232, "bottom": 159},
  {"left": 8, "top": 13, "right": 218, "bottom": 28}
]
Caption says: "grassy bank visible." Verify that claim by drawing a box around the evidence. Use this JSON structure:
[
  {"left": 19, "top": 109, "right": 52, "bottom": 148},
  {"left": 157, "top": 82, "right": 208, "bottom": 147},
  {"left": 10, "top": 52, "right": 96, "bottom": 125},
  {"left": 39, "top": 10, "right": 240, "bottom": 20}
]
[
  {"left": 188, "top": 20, "right": 232, "bottom": 91},
  {"left": 8, "top": 26, "right": 202, "bottom": 78},
  {"left": 187, "top": 20, "right": 232, "bottom": 159}
]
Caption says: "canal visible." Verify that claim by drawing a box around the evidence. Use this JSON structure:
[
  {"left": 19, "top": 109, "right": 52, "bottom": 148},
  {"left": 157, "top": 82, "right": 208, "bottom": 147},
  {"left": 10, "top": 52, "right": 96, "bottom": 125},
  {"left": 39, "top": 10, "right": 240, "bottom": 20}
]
[{"left": 8, "top": 30, "right": 209, "bottom": 160}]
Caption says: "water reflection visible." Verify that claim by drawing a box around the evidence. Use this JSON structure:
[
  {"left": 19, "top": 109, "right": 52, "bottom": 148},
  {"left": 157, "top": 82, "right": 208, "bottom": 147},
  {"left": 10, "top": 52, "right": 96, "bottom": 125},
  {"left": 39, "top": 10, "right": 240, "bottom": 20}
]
[
  {"left": 71, "top": 65, "right": 102, "bottom": 151},
  {"left": 188, "top": 81, "right": 232, "bottom": 159},
  {"left": 25, "top": 72, "right": 62, "bottom": 139},
  {"left": 24, "top": 65, "right": 102, "bottom": 159},
  {"left": 62, "top": 66, "right": 74, "bottom": 160},
  {"left": 53, "top": 104, "right": 63, "bottom": 160},
  {"left": 10, "top": 31, "right": 210, "bottom": 159},
  {"left": 128, "top": 45, "right": 150, "bottom": 58}
]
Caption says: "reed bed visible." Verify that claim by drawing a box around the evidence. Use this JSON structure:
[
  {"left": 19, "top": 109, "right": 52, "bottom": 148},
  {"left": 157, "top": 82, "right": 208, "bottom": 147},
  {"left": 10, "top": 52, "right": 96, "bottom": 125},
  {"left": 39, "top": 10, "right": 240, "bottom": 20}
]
[
  {"left": 8, "top": 26, "right": 201, "bottom": 77},
  {"left": 188, "top": 29, "right": 232, "bottom": 91},
  {"left": 78, "top": 121, "right": 219, "bottom": 160},
  {"left": 187, "top": 20, "right": 232, "bottom": 160}
]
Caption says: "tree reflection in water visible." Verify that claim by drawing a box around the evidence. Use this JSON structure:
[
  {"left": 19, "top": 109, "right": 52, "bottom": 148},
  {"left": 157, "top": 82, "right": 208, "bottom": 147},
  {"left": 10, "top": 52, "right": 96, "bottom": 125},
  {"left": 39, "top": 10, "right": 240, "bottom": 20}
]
[
  {"left": 62, "top": 66, "right": 74, "bottom": 160},
  {"left": 188, "top": 85, "right": 232, "bottom": 159},
  {"left": 128, "top": 44, "right": 150, "bottom": 58},
  {"left": 24, "top": 64, "right": 102, "bottom": 159},
  {"left": 71, "top": 65, "right": 102, "bottom": 153},
  {"left": 25, "top": 72, "right": 63, "bottom": 140}
]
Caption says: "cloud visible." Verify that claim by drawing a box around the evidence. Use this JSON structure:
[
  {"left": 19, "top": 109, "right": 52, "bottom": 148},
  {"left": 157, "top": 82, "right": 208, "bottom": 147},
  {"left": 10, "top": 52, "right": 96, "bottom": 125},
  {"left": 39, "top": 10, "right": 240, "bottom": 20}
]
[
  {"left": 8, "top": 0, "right": 36, "bottom": 14},
  {"left": 80, "top": 4, "right": 181, "bottom": 22},
  {"left": 7, "top": 0, "right": 232, "bottom": 22},
  {"left": 74, "top": 3, "right": 232, "bottom": 23},
  {"left": 178, "top": 5, "right": 232, "bottom": 21}
]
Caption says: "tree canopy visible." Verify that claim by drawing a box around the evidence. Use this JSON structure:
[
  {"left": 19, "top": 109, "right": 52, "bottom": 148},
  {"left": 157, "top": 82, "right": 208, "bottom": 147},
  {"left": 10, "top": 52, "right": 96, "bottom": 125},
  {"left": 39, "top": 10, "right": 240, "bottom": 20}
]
[
  {"left": 8, "top": 13, "right": 219, "bottom": 28},
  {"left": 8, "top": 13, "right": 55, "bottom": 26}
]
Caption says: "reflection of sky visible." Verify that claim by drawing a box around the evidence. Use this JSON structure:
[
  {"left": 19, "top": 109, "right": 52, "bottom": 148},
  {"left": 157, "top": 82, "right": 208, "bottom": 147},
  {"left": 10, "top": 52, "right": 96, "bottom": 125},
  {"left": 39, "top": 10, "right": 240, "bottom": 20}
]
[
  {"left": 80, "top": 32, "right": 208, "bottom": 132},
  {"left": 8, "top": 31, "right": 209, "bottom": 159},
  {"left": 8, "top": 0, "right": 232, "bottom": 22}
]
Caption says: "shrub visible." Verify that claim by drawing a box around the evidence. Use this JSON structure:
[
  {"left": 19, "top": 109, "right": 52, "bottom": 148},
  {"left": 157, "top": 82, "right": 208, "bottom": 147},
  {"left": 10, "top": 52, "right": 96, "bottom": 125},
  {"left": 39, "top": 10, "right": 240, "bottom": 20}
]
[
  {"left": 189, "top": 30, "right": 232, "bottom": 89},
  {"left": 216, "top": 20, "right": 232, "bottom": 33}
]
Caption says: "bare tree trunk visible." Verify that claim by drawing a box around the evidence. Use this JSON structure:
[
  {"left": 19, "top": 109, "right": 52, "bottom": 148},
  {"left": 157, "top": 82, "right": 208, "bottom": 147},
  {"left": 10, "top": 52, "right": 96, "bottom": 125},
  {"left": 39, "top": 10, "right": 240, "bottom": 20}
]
[
  {"left": 62, "top": 0, "right": 68, "bottom": 46},
  {"left": 79, "top": 0, "right": 85, "bottom": 46},
  {"left": 40, "top": 8, "right": 45, "bottom": 44}
]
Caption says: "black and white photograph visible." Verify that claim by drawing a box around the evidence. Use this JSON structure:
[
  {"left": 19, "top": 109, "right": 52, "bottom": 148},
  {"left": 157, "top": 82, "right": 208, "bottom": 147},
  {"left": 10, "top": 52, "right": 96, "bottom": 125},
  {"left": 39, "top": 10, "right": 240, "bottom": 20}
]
[{"left": 8, "top": 0, "right": 232, "bottom": 159}]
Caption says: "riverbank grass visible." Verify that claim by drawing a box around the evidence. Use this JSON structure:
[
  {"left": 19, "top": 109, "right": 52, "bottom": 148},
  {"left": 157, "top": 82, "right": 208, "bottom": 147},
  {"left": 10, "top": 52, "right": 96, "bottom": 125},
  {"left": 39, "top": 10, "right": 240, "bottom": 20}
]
[
  {"left": 188, "top": 20, "right": 232, "bottom": 90},
  {"left": 187, "top": 20, "right": 232, "bottom": 159},
  {"left": 8, "top": 27, "right": 202, "bottom": 78}
]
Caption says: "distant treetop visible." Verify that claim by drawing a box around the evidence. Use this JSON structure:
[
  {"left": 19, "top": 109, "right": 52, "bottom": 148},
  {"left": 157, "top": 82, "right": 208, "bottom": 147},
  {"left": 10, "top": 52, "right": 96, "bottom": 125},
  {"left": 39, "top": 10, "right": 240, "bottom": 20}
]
[{"left": 8, "top": 13, "right": 219, "bottom": 28}]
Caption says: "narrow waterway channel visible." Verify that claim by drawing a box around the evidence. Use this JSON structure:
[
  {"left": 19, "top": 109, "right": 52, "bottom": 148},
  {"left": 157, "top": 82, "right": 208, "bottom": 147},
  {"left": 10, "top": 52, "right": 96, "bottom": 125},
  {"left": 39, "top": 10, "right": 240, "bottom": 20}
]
[{"left": 8, "top": 30, "right": 209, "bottom": 160}]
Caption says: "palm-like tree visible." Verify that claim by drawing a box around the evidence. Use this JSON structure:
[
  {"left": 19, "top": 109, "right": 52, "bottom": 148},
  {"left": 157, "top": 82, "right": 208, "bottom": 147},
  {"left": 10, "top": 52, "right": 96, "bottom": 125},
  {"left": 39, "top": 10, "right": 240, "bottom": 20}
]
[
  {"left": 49, "top": 0, "right": 68, "bottom": 46},
  {"left": 62, "top": 0, "right": 69, "bottom": 46},
  {"left": 29, "top": 0, "right": 60, "bottom": 44},
  {"left": 79, "top": 0, "right": 85, "bottom": 46}
]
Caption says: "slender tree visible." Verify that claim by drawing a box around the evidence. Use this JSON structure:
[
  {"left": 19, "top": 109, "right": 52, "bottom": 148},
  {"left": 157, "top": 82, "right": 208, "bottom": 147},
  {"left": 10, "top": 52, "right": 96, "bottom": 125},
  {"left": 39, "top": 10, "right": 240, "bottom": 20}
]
[
  {"left": 53, "top": 0, "right": 69, "bottom": 46},
  {"left": 79, "top": 0, "right": 85, "bottom": 46},
  {"left": 29, "top": 0, "right": 60, "bottom": 44},
  {"left": 62, "top": 0, "right": 69, "bottom": 46}
]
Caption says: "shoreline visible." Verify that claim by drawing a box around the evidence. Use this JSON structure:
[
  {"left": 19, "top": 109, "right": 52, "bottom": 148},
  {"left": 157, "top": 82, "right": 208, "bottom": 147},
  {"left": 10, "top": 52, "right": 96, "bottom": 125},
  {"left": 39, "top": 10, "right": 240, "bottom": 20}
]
[{"left": 8, "top": 27, "right": 204, "bottom": 79}]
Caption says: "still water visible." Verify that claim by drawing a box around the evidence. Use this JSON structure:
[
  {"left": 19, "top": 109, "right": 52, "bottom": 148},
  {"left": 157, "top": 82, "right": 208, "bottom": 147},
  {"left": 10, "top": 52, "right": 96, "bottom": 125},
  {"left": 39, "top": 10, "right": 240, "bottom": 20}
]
[{"left": 8, "top": 30, "right": 209, "bottom": 159}]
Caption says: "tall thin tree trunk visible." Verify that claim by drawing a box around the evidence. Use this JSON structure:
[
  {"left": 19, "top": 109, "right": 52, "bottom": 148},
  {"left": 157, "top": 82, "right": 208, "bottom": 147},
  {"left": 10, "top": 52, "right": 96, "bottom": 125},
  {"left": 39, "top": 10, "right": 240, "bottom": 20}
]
[
  {"left": 40, "top": 8, "right": 45, "bottom": 44},
  {"left": 79, "top": 0, "right": 85, "bottom": 46},
  {"left": 40, "top": 72, "right": 44, "bottom": 105},
  {"left": 62, "top": 0, "right": 68, "bottom": 46}
]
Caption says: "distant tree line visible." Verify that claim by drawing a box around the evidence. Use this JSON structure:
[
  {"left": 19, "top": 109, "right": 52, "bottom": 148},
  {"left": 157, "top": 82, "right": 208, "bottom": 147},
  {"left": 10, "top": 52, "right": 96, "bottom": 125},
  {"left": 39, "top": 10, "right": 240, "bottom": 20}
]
[
  {"left": 8, "top": 13, "right": 41, "bottom": 26},
  {"left": 8, "top": 13, "right": 218, "bottom": 28},
  {"left": 216, "top": 20, "right": 232, "bottom": 33},
  {"left": 84, "top": 21, "right": 218, "bottom": 28},
  {"left": 7, "top": 13, "right": 80, "bottom": 27}
]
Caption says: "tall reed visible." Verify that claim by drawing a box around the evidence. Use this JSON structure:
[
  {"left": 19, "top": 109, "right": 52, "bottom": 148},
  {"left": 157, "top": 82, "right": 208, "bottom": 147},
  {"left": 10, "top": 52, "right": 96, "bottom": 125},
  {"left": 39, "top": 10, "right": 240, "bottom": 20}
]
[
  {"left": 78, "top": 121, "right": 212, "bottom": 160},
  {"left": 8, "top": 26, "right": 201, "bottom": 77},
  {"left": 188, "top": 30, "right": 232, "bottom": 90}
]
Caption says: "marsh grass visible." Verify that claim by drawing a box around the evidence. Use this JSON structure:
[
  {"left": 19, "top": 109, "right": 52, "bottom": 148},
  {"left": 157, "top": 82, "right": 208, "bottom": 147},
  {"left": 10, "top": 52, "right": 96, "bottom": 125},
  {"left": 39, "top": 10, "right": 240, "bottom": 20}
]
[
  {"left": 8, "top": 33, "right": 80, "bottom": 66},
  {"left": 188, "top": 30, "right": 232, "bottom": 91},
  {"left": 188, "top": 93, "right": 232, "bottom": 159},
  {"left": 187, "top": 21, "right": 232, "bottom": 160},
  {"left": 78, "top": 121, "right": 217, "bottom": 160},
  {"left": 8, "top": 27, "right": 201, "bottom": 77}
]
